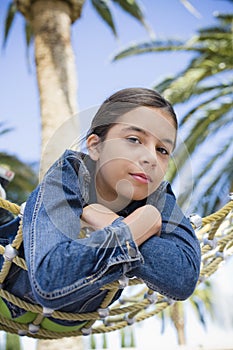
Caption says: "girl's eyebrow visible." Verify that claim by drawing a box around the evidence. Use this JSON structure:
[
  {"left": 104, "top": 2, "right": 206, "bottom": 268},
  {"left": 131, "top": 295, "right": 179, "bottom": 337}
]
[
  {"left": 121, "top": 126, "right": 147, "bottom": 135},
  {"left": 121, "top": 126, "right": 174, "bottom": 147}
]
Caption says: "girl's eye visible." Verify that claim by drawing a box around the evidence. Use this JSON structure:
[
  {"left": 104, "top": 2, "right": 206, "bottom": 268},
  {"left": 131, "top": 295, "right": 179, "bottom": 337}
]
[
  {"left": 157, "top": 147, "right": 169, "bottom": 155},
  {"left": 127, "top": 137, "right": 141, "bottom": 144}
]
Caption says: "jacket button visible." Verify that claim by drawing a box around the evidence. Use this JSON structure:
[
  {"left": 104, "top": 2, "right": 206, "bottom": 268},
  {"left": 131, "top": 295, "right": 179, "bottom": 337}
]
[
  {"left": 126, "top": 241, "right": 137, "bottom": 258},
  {"left": 128, "top": 246, "right": 137, "bottom": 258}
]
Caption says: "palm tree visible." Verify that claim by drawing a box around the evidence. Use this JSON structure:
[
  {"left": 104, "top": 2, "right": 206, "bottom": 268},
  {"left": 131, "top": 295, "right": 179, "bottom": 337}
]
[
  {"left": 166, "top": 281, "right": 214, "bottom": 345},
  {"left": 0, "top": 152, "right": 38, "bottom": 204},
  {"left": 4, "top": 1, "right": 229, "bottom": 348},
  {"left": 4, "top": 0, "right": 150, "bottom": 175},
  {"left": 0, "top": 126, "right": 36, "bottom": 350},
  {"left": 114, "top": 10, "right": 233, "bottom": 217},
  {"left": 113, "top": 7, "right": 233, "bottom": 345},
  {"left": 0, "top": 123, "right": 38, "bottom": 204},
  {"left": 3, "top": 1, "right": 151, "bottom": 349}
]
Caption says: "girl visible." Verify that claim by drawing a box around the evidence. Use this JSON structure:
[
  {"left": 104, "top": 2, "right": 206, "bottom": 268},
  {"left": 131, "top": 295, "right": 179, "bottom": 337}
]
[{"left": 1, "top": 88, "right": 201, "bottom": 331}]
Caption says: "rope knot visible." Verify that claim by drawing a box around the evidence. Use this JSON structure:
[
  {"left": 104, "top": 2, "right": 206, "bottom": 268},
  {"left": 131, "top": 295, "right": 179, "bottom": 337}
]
[{"left": 3, "top": 244, "right": 18, "bottom": 261}]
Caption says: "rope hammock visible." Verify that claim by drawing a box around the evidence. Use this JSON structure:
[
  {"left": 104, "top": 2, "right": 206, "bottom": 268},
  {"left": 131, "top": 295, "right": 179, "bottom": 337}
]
[{"left": 0, "top": 196, "right": 232, "bottom": 339}]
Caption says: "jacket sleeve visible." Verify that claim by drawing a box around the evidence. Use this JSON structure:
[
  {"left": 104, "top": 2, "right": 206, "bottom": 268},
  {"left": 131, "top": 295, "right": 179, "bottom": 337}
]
[
  {"left": 23, "top": 151, "right": 142, "bottom": 309},
  {"left": 127, "top": 183, "right": 201, "bottom": 301}
]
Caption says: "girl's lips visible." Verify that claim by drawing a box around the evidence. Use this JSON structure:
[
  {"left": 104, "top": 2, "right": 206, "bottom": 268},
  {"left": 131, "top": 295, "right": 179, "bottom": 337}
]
[{"left": 130, "top": 173, "right": 152, "bottom": 184}]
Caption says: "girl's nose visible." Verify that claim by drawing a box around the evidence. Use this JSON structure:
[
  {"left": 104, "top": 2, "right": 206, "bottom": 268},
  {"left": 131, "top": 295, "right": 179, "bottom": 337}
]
[{"left": 139, "top": 147, "right": 157, "bottom": 168}]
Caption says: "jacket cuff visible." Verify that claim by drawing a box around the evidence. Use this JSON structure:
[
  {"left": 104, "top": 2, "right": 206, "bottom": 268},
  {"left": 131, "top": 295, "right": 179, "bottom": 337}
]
[{"left": 111, "top": 217, "right": 144, "bottom": 269}]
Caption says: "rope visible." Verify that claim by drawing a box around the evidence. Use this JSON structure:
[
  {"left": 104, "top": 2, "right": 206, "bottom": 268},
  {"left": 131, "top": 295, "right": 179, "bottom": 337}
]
[
  {"left": 202, "top": 201, "right": 233, "bottom": 225},
  {"left": 0, "top": 198, "right": 20, "bottom": 216},
  {"left": 0, "top": 197, "right": 232, "bottom": 339}
]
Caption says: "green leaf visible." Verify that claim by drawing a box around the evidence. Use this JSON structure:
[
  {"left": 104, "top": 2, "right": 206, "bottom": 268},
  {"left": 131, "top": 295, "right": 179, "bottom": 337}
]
[
  {"left": 0, "top": 122, "right": 13, "bottom": 136},
  {"left": 2, "top": 1, "right": 17, "bottom": 49},
  {"left": 91, "top": 0, "right": 117, "bottom": 36},
  {"left": 24, "top": 20, "right": 34, "bottom": 68},
  {"left": 113, "top": 39, "right": 185, "bottom": 60},
  {"left": 112, "top": 0, "right": 154, "bottom": 35},
  {"left": 113, "top": 0, "right": 144, "bottom": 21},
  {"left": 180, "top": 0, "right": 202, "bottom": 19},
  {"left": 0, "top": 152, "right": 38, "bottom": 204},
  {"left": 25, "top": 21, "right": 34, "bottom": 47}
]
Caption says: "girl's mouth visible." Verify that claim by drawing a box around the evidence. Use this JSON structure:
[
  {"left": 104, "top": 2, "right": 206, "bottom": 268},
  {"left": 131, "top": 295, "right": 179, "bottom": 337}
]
[{"left": 130, "top": 173, "right": 152, "bottom": 184}]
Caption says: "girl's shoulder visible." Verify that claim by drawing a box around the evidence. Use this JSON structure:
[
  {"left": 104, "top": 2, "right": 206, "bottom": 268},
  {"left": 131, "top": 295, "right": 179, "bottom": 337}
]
[
  {"left": 46, "top": 149, "right": 89, "bottom": 175},
  {"left": 62, "top": 150, "right": 93, "bottom": 179},
  {"left": 146, "top": 181, "right": 176, "bottom": 212},
  {"left": 60, "top": 149, "right": 85, "bottom": 163},
  {"left": 42, "top": 149, "right": 90, "bottom": 186}
]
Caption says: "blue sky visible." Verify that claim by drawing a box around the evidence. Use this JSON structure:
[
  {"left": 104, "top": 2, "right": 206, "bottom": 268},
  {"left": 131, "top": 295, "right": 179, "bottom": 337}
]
[{"left": 0, "top": 0, "right": 232, "bottom": 163}]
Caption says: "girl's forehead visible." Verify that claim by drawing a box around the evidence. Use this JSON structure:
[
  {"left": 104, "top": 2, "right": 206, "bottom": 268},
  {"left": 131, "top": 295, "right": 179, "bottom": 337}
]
[{"left": 116, "top": 106, "right": 176, "bottom": 139}]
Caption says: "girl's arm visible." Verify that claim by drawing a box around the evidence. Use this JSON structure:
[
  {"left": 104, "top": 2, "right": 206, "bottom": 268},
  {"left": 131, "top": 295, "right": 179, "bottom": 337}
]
[
  {"left": 22, "top": 151, "right": 143, "bottom": 309},
  {"left": 127, "top": 183, "right": 201, "bottom": 301},
  {"left": 82, "top": 192, "right": 201, "bottom": 302},
  {"left": 81, "top": 203, "right": 161, "bottom": 247},
  {"left": 122, "top": 205, "right": 161, "bottom": 246}
]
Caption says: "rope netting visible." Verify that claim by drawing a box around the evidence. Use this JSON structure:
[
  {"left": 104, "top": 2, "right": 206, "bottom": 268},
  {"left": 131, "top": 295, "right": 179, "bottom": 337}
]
[{"left": 0, "top": 197, "right": 232, "bottom": 339}]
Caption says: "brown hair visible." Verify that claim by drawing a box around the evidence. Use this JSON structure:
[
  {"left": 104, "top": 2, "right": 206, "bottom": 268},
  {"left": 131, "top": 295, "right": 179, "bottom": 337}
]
[{"left": 87, "top": 87, "right": 177, "bottom": 141}]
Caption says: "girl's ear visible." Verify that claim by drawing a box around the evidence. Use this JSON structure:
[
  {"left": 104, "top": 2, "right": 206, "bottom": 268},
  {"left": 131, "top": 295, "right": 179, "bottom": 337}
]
[{"left": 86, "top": 134, "right": 101, "bottom": 161}]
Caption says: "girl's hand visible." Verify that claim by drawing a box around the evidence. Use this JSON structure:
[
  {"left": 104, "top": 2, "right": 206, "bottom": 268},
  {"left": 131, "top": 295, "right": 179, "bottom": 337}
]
[
  {"left": 81, "top": 204, "right": 119, "bottom": 230},
  {"left": 123, "top": 205, "right": 161, "bottom": 246},
  {"left": 81, "top": 203, "right": 161, "bottom": 247}
]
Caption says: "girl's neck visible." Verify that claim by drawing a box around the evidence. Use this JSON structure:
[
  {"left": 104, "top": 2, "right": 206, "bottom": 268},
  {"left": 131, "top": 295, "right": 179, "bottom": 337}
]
[{"left": 96, "top": 191, "right": 132, "bottom": 212}]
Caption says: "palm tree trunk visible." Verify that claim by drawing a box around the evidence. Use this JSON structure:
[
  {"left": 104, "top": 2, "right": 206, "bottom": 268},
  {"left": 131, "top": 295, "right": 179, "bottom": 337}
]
[
  {"left": 30, "top": 0, "right": 80, "bottom": 176},
  {"left": 14, "top": 1, "right": 85, "bottom": 348},
  {"left": 31, "top": 3, "right": 84, "bottom": 345},
  {"left": 171, "top": 302, "right": 186, "bottom": 345}
]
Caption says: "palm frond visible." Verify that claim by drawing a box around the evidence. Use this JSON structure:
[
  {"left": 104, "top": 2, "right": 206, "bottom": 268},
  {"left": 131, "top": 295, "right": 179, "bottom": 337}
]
[
  {"left": 0, "top": 152, "right": 38, "bottom": 204},
  {"left": 0, "top": 122, "right": 13, "bottom": 136},
  {"left": 25, "top": 20, "right": 34, "bottom": 47},
  {"left": 178, "top": 135, "right": 233, "bottom": 214},
  {"left": 112, "top": 0, "right": 144, "bottom": 22},
  {"left": 2, "top": 1, "right": 17, "bottom": 49},
  {"left": 215, "top": 13, "right": 233, "bottom": 24},
  {"left": 113, "top": 39, "right": 186, "bottom": 60},
  {"left": 158, "top": 58, "right": 232, "bottom": 104},
  {"left": 91, "top": 0, "right": 154, "bottom": 37},
  {"left": 112, "top": 0, "right": 154, "bottom": 36},
  {"left": 91, "top": 0, "right": 117, "bottom": 36},
  {"left": 179, "top": 0, "right": 202, "bottom": 19},
  {"left": 167, "top": 102, "right": 232, "bottom": 185},
  {"left": 171, "top": 84, "right": 232, "bottom": 121},
  {"left": 189, "top": 282, "right": 215, "bottom": 326}
]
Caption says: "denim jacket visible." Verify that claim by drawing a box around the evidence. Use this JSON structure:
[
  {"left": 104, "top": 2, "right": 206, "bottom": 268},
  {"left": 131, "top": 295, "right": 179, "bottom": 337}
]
[{"left": 0, "top": 150, "right": 201, "bottom": 324}]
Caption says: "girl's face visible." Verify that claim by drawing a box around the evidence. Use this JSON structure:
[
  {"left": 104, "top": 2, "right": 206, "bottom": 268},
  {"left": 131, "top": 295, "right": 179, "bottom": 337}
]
[{"left": 87, "top": 106, "right": 176, "bottom": 211}]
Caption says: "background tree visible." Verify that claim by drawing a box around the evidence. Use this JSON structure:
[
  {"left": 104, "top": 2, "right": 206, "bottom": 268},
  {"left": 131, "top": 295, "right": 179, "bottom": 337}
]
[
  {"left": 4, "top": 0, "right": 151, "bottom": 175},
  {"left": 3, "top": 0, "right": 231, "bottom": 348},
  {"left": 3, "top": 1, "right": 152, "bottom": 349},
  {"left": 0, "top": 152, "right": 37, "bottom": 204},
  {"left": 0, "top": 124, "right": 38, "bottom": 203},
  {"left": 0, "top": 127, "right": 36, "bottom": 350},
  {"left": 161, "top": 281, "right": 214, "bottom": 345},
  {"left": 114, "top": 10, "right": 233, "bottom": 216},
  {"left": 114, "top": 6, "right": 233, "bottom": 345}
]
